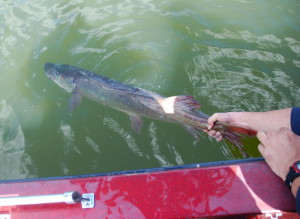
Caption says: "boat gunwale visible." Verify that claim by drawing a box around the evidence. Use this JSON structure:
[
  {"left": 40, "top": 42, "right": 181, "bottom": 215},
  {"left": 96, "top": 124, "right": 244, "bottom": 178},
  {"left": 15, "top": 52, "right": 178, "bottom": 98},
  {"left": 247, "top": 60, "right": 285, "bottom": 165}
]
[{"left": 0, "top": 157, "right": 264, "bottom": 184}]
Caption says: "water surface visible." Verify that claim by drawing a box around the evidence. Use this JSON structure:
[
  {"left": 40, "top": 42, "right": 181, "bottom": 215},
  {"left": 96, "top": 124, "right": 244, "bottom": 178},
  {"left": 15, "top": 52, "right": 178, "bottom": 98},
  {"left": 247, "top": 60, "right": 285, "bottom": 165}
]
[{"left": 0, "top": 0, "right": 299, "bottom": 179}]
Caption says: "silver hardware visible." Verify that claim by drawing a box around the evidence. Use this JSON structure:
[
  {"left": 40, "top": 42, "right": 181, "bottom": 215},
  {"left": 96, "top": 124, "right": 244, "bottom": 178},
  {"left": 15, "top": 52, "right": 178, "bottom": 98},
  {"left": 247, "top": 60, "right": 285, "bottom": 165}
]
[
  {"left": 265, "top": 212, "right": 282, "bottom": 219},
  {"left": 81, "top": 193, "right": 94, "bottom": 209},
  {"left": 0, "top": 191, "right": 94, "bottom": 209},
  {"left": 0, "top": 214, "right": 10, "bottom": 219}
]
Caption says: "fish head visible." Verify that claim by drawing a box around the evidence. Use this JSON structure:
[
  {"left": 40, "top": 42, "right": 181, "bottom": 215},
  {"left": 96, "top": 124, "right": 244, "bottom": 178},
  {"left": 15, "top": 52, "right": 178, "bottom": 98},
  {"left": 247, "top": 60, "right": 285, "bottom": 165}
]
[{"left": 44, "top": 63, "right": 80, "bottom": 93}]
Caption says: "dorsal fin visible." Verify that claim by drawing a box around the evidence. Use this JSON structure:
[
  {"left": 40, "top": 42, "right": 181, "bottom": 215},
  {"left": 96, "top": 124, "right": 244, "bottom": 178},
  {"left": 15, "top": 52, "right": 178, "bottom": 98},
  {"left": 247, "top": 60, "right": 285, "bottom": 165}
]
[
  {"left": 175, "top": 95, "right": 201, "bottom": 110},
  {"left": 161, "top": 95, "right": 201, "bottom": 114}
]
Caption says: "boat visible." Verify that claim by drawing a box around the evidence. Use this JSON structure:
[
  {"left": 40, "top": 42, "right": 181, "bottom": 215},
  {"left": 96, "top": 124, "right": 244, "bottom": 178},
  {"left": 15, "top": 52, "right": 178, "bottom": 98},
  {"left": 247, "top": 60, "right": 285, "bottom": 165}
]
[{"left": 0, "top": 158, "right": 297, "bottom": 218}]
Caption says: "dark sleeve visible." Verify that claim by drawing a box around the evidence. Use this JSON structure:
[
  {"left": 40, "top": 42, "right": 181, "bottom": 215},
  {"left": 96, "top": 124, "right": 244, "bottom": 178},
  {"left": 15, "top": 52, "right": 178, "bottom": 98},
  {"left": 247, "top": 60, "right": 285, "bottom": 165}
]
[
  {"left": 297, "top": 186, "right": 300, "bottom": 215},
  {"left": 291, "top": 107, "right": 300, "bottom": 136}
]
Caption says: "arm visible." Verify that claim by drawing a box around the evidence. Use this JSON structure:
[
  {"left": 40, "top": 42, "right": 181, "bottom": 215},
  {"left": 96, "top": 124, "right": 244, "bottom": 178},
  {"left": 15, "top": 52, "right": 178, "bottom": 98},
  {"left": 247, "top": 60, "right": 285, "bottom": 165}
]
[
  {"left": 208, "top": 108, "right": 292, "bottom": 132},
  {"left": 207, "top": 108, "right": 292, "bottom": 141}
]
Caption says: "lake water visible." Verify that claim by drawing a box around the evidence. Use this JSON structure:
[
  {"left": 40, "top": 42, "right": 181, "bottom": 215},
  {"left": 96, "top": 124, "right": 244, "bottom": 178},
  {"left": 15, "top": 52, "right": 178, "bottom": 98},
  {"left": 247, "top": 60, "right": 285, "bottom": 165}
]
[{"left": 0, "top": 0, "right": 299, "bottom": 180}]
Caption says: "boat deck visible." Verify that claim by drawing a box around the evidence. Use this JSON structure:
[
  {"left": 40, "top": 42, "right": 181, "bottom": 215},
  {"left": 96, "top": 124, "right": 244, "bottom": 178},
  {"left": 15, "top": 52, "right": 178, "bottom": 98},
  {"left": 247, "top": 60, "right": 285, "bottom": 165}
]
[{"left": 0, "top": 158, "right": 297, "bottom": 218}]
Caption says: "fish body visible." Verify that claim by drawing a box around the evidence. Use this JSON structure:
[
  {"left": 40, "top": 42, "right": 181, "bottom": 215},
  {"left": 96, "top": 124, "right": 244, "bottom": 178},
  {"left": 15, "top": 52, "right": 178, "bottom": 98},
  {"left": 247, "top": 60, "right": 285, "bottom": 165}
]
[
  {"left": 44, "top": 63, "right": 256, "bottom": 156},
  {"left": 44, "top": 63, "right": 205, "bottom": 130}
]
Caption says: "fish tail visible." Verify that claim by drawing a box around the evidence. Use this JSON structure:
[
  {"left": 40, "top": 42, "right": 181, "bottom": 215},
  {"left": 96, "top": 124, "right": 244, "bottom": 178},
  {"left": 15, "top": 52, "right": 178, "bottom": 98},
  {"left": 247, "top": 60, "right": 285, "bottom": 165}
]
[
  {"left": 221, "top": 122, "right": 257, "bottom": 137},
  {"left": 218, "top": 123, "right": 257, "bottom": 158}
]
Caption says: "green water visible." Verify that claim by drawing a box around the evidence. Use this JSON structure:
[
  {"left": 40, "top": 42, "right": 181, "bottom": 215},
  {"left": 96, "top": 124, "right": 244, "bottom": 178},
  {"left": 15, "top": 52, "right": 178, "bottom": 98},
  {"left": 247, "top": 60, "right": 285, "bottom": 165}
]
[{"left": 0, "top": 0, "right": 299, "bottom": 180}]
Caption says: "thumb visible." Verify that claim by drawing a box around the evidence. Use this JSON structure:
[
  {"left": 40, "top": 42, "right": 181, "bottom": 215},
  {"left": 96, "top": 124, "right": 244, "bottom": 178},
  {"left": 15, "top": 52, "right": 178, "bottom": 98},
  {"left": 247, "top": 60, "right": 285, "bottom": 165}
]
[{"left": 207, "top": 113, "right": 220, "bottom": 130}]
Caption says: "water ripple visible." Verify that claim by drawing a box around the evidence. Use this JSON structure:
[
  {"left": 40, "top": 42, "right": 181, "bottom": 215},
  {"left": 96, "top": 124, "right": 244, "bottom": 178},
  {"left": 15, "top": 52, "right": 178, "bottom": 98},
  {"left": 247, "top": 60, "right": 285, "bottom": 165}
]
[
  {"left": 204, "top": 29, "right": 283, "bottom": 49},
  {"left": 186, "top": 54, "right": 300, "bottom": 111},
  {"left": 149, "top": 122, "right": 172, "bottom": 167},
  {"left": 103, "top": 116, "right": 143, "bottom": 157},
  {"left": 285, "top": 37, "right": 300, "bottom": 56}
]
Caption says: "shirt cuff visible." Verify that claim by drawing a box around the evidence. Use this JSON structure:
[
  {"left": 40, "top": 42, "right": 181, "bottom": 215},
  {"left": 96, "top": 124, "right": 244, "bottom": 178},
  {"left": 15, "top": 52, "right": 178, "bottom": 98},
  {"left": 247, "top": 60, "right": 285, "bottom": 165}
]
[{"left": 297, "top": 186, "right": 300, "bottom": 215}]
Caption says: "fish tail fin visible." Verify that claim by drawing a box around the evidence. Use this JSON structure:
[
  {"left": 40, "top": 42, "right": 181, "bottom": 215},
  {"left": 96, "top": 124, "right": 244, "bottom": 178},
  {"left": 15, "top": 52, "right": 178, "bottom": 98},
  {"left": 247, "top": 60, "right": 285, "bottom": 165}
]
[
  {"left": 219, "top": 123, "right": 257, "bottom": 158},
  {"left": 221, "top": 122, "right": 257, "bottom": 137}
]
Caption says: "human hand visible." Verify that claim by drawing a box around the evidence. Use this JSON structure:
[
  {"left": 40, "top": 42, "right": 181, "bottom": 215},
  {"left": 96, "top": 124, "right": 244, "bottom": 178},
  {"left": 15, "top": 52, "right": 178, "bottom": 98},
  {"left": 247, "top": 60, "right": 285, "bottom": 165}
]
[
  {"left": 206, "top": 112, "right": 236, "bottom": 141},
  {"left": 257, "top": 127, "right": 300, "bottom": 181}
]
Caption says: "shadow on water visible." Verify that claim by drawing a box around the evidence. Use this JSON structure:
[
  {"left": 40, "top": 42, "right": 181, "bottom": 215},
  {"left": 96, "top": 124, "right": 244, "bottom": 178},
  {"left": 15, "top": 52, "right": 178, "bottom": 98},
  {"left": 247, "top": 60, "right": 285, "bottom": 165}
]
[{"left": 0, "top": 100, "right": 36, "bottom": 180}]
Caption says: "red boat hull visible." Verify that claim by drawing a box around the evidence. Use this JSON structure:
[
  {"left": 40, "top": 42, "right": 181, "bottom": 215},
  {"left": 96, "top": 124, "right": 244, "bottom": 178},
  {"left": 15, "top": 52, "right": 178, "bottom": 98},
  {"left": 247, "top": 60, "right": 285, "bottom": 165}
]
[{"left": 0, "top": 159, "right": 297, "bottom": 218}]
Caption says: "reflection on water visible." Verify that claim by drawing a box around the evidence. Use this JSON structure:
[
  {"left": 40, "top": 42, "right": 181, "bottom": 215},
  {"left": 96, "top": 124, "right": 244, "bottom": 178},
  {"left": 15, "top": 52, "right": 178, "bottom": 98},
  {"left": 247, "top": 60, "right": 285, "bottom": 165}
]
[
  {"left": 0, "top": 0, "right": 299, "bottom": 179},
  {"left": 149, "top": 122, "right": 172, "bottom": 167},
  {"left": 60, "top": 121, "right": 80, "bottom": 155},
  {"left": 0, "top": 100, "right": 35, "bottom": 180},
  {"left": 85, "top": 136, "right": 101, "bottom": 153},
  {"left": 103, "top": 116, "right": 143, "bottom": 157}
]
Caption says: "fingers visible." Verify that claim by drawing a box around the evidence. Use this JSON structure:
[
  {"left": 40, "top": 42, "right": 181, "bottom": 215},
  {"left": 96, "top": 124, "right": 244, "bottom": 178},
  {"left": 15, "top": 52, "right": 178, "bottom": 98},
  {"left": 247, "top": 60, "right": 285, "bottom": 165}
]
[
  {"left": 257, "top": 131, "right": 268, "bottom": 143},
  {"left": 257, "top": 131, "right": 269, "bottom": 157},
  {"left": 257, "top": 143, "right": 265, "bottom": 156},
  {"left": 207, "top": 113, "right": 225, "bottom": 141},
  {"left": 257, "top": 131, "right": 273, "bottom": 158},
  {"left": 205, "top": 130, "right": 223, "bottom": 142},
  {"left": 215, "top": 134, "right": 223, "bottom": 142},
  {"left": 256, "top": 128, "right": 300, "bottom": 182},
  {"left": 207, "top": 112, "right": 233, "bottom": 141}
]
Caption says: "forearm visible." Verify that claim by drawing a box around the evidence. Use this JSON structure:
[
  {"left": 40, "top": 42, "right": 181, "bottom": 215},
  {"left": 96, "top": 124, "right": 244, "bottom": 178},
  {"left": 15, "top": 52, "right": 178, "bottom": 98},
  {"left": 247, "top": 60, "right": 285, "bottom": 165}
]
[{"left": 230, "top": 108, "right": 292, "bottom": 132}]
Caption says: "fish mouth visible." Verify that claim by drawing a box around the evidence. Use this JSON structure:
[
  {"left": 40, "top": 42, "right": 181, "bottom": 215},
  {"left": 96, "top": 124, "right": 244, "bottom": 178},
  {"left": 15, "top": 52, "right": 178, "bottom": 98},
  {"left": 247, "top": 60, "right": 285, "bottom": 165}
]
[{"left": 44, "top": 63, "right": 55, "bottom": 76}]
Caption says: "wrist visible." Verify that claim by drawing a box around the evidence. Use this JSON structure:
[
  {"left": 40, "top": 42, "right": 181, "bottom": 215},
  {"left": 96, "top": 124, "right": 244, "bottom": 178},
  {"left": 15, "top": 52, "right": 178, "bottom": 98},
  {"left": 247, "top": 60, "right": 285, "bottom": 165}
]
[
  {"left": 292, "top": 177, "right": 300, "bottom": 197},
  {"left": 232, "top": 112, "right": 251, "bottom": 129},
  {"left": 282, "top": 162, "right": 293, "bottom": 181},
  {"left": 285, "top": 161, "right": 300, "bottom": 192},
  {"left": 283, "top": 159, "right": 300, "bottom": 181}
]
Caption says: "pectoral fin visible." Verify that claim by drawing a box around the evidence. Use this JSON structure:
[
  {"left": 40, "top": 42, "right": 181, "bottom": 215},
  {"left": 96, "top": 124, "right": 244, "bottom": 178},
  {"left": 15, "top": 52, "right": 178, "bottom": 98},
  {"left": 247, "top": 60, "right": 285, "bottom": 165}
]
[
  {"left": 68, "top": 91, "right": 82, "bottom": 112},
  {"left": 129, "top": 114, "right": 143, "bottom": 134}
]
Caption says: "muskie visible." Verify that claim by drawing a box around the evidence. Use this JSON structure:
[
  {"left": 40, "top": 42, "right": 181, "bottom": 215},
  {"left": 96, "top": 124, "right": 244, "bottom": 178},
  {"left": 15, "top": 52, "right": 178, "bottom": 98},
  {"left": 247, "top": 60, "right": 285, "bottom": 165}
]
[{"left": 44, "top": 63, "right": 256, "bottom": 156}]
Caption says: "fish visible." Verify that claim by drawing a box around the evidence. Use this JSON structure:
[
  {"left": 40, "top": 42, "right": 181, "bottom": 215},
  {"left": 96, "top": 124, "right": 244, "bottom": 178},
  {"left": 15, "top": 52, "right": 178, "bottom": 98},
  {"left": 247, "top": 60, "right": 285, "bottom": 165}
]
[{"left": 44, "top": 63, "right": 256, "bottom": 157}]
